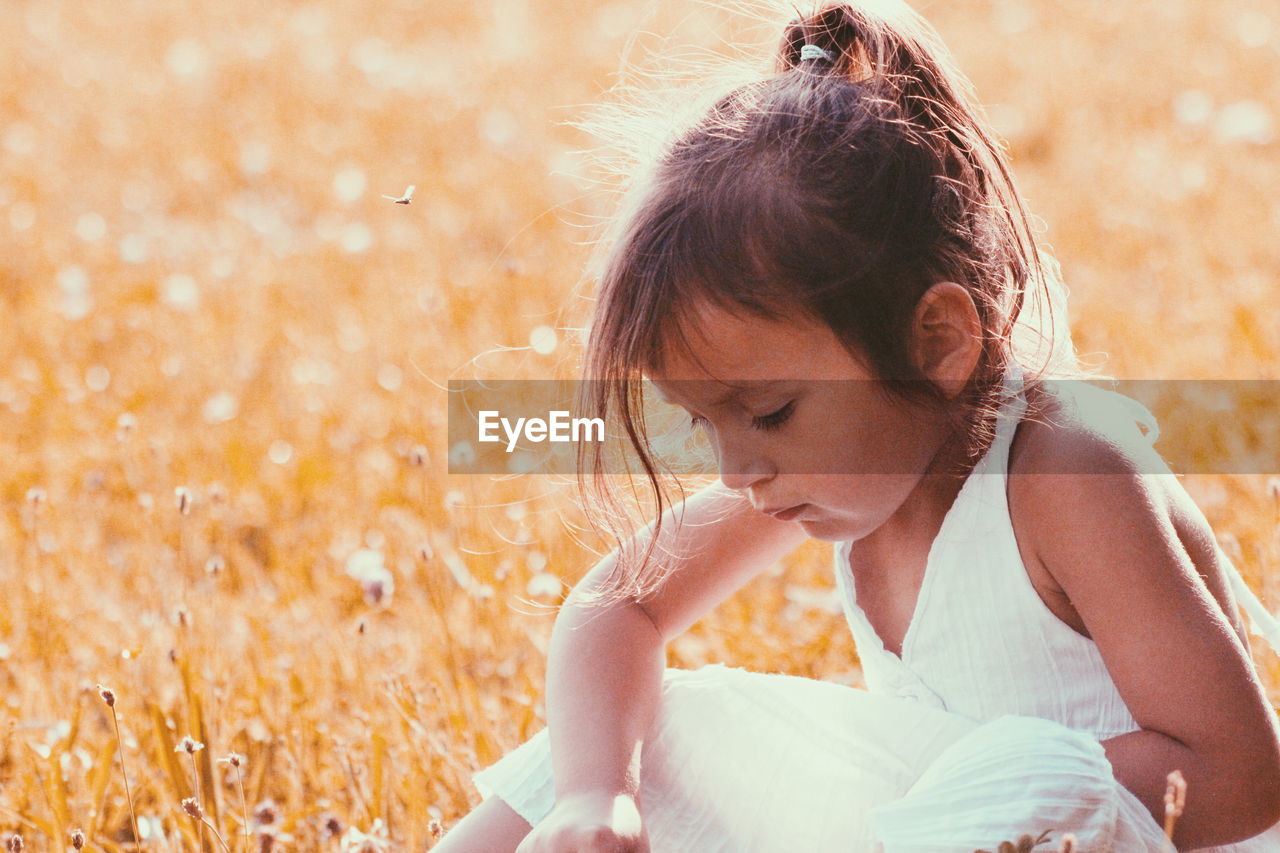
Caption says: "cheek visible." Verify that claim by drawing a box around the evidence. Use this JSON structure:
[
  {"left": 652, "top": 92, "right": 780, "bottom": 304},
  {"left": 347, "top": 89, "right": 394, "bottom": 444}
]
[
  {"left": 806, "top": 473, "right": 916, "bottom": 508},
  {"left": 795, "top": 473, "right": 922, "bottom": 539}
]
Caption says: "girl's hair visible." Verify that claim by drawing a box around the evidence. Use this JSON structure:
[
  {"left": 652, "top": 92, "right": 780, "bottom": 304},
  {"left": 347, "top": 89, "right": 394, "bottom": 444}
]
[{"left": 572, "top": 0, "right": 1091, "bottom": 605}]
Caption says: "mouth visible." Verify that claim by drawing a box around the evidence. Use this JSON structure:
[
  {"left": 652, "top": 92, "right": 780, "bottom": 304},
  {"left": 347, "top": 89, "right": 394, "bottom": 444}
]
[{"left": 764, "top": 504, "right": 809, "bottom": 521}]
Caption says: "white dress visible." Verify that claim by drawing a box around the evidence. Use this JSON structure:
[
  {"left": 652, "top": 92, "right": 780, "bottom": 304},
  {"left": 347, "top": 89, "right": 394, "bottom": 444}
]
[{"left": 471, "top": 360, "right": 1280, "bottom": 852}]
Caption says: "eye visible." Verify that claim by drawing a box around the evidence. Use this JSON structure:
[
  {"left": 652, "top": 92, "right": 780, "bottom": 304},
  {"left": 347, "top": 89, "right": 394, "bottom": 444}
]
[{"left": 751, "top": 400, "right": 795, "bottom": 432}]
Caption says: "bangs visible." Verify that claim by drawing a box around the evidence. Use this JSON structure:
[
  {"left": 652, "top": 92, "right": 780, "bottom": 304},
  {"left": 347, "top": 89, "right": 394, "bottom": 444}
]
[{"left": 592, "top": 75, "right": 940, "bottom": 382}]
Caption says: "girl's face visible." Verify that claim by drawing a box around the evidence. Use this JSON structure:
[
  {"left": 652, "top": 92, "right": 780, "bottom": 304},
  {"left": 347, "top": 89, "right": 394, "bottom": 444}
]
[{"left": 648, "top": 299, "right": 960, "bottom": 544}]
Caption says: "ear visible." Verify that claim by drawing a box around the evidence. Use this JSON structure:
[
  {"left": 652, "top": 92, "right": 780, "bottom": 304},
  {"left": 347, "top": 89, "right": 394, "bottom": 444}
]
[{"left": 910, "top": 282, "right": 982, "bottom": 399}]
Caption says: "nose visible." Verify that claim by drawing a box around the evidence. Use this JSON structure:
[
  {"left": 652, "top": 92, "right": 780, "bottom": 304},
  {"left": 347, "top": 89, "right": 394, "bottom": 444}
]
[{"left": 713, "top": 432, "right": 775, "bottom": 493}]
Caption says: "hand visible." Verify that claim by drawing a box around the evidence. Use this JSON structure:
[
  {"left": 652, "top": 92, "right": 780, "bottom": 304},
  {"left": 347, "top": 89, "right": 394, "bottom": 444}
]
[{"left": 515, "top": 791, "right": 650, "bottom": 853}]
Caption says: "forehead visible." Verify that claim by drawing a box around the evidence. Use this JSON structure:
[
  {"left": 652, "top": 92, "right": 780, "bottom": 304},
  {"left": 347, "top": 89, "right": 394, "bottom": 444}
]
[{"left": 647, "top": 300, "right": 869, "bottom": 396}]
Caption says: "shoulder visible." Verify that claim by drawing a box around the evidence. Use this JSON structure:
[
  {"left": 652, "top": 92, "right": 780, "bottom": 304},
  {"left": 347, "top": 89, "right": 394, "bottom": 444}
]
[
  {"left": 1006, "top": 382, "right": 1172, "bottom": 549},
  {"left": 1007, "top": 380, "right": 1252, "bottom": 663}
]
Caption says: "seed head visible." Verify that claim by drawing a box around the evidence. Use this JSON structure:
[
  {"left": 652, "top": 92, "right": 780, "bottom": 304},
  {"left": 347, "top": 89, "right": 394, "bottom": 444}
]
[
  {"left": 176, "top": 735, "right": 205, "bottom": 754},
  {"left": 253, "top": 798, "right": 279, "bottom": 828},
  {"left": 416, "top": 541, "right": 434, "bottom": 562},
  {"left": 6, "top": 834, "right": 22, "bottom": 852},
  {"left": 205, "top": 555, "right": 226, "bottom": 575},
  {"left": 217, "top": 751, "right": 245, "bottom": 768},
  {"left": 321, "top": 814, "right": 342, "bottom": 840},
  {"left": 362, "top": 577, "right": 389, "bottom": 607},
  {"left": 428, "top": 819, "right": 444, "bottom": 839},
  {"left": 175, "top": 486, "right": 193, "bottom": 515},
  {"left": 409, "top": 444, "right": 429, "bottom": 467},
  {"left": 70, "top": 829, "right": 86, "bottom": 850},
  {"left": 182, "top": 797, "right": 204, "bottom": 820},
  {"left": 25, "top": 487, "right": 46, "bottom": 507},
  {"left": 97, "top": 683, "right": 116, "bottom": 707},
  {"left": 1058, "top": 834, "right": 1076, "bottom": 853}
]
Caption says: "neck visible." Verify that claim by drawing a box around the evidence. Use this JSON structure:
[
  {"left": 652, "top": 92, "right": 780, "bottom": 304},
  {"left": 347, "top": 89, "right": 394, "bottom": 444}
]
[{"left": 859, "top": 420, "right": 976, "bottom": 556}]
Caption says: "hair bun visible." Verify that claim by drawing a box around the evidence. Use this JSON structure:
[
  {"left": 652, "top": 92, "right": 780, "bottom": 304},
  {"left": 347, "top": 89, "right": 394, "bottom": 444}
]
[{"left": 778, "top": 4, "right": 872, "bottom": 79}]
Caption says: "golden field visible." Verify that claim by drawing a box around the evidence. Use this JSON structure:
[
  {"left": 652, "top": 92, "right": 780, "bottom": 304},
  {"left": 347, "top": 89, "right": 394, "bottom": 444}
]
[{"left": 2, "top": 0, "right": 1279, "bottom": 850}]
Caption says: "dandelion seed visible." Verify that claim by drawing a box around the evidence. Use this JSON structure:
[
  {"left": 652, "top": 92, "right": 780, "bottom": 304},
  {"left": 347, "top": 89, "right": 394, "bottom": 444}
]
[
  {"left": 205, "top": 555, "right": 226, "bottom": 575},
  {"left": 70, "top": 829, "right": 85, "bottom": 850},
  {"left": 428, "top": 819, "right": 443, "bottom": 839},
  {"left": 409, "top": 444, "right": 428, "bottom": 466},
  {"left": 97, "top": 683, "right": 115, "bottom": 707},
  {"left": 416, "top": 541, "right": 434, "bottom": 562},
  {"left": 175, "top": 486, "right": 193, "bottom": 515},
  {"left": 380, "top": 184, "right": 415, "bottom": 204},
  {"left": 176, "top": 735, "right": 205, "bottom": 754},
  {"left": 6, "top": 833, "right": 22, "bottom": 852},
  {"left": 25, "top": 487, "right": 46, "bottom": 506}
]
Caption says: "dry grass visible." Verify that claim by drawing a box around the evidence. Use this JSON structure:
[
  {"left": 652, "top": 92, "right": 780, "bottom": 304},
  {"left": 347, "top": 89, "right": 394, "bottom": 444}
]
[{"left": 1, "top": 0, "right": 1278, "bottom": 849}]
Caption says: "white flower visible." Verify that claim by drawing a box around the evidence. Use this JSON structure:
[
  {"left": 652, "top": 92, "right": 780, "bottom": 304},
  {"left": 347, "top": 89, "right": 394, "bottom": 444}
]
[
  {"left": 344, "top": 549, "right": 394, "bottom": 607},
  {"left": 340, "top": 818, "right": 394, "bottom": 852}
]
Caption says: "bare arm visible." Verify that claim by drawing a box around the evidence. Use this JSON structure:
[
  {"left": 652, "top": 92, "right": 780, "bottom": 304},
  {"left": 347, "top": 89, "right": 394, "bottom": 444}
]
[
  {"left": 1019, "top": 433, "right": 1280, "bottom": 848},
  {"left": 544, "top": 478, "right": 811, "bottom": 803}
]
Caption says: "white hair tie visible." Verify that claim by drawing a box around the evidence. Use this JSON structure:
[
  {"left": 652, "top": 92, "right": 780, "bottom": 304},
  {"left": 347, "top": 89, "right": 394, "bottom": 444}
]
[{"left": 799, "top": 44, "right": 833, "bottom": 62}]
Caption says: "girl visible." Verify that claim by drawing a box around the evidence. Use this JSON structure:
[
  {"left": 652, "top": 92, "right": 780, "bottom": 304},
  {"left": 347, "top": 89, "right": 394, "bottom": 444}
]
[{"left": 439, "top": 2, "right": 1280, "bottom": 851}]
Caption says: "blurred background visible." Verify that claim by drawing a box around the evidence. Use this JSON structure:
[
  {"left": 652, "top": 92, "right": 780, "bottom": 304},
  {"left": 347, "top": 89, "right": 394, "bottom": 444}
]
[{"left": 2, "top": 0, "right": 1278, "bottom": 849}]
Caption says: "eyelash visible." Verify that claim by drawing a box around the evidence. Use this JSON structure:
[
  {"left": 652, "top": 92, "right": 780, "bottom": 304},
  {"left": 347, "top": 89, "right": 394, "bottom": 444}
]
[{"left": 689, "top": 401, "right": 796, "bottom": 433}]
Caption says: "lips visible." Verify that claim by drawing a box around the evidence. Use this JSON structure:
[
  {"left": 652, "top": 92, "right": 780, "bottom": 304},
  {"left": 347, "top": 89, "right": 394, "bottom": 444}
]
[{"left": 765, "top": 504, "right": 807, "bottom": 521}]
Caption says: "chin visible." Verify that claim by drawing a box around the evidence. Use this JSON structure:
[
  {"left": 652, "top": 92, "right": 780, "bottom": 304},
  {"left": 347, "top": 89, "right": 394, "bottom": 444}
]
[
  {"left": 800, "top": 511, "right": 877, "bottom": 544},
  {"left": 795, "top": 516, "right": 844, "bottom": 542}
]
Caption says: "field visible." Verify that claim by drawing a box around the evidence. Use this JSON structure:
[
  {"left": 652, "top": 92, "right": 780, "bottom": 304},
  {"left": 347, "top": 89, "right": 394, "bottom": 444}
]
[{"left": 2, "top": 0, "right": 1279, "bottom": 850}]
